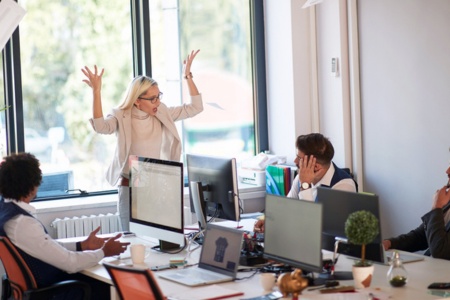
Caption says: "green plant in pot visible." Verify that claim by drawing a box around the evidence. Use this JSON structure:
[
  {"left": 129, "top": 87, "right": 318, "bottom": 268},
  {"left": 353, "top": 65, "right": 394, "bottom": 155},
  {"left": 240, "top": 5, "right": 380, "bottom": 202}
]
[{"left": 345, "top": 210, "right": 379, "bottom": 288}]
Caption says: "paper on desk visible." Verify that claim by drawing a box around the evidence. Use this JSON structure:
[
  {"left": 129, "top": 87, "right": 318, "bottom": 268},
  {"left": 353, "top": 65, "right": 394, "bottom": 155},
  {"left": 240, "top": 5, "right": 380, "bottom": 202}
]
[
  {"left": 167, "top": 284, "right": 243, "bottom": 300},
  {"left": 240, "top": 153, "right": 286, "bottom": 170},
  {"left": 301, "top": 288, "right": 390, "bottom": 300},
  {"left": 0, "top": 0, "right": 26, "bottom": 51}
]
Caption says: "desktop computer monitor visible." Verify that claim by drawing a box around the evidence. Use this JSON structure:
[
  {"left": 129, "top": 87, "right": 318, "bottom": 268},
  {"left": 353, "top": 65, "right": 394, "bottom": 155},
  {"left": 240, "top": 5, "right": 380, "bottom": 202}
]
[
  {"left": 129, "top": 156, "right": 185, "bottom": 249},
  {"left": 263, "top": 194, "right": 323, "bottom": 275},
  {"left": 186, "top": 154, "right": 240, "bottom": 230},
  {"left": 315, "top": 187, "right": 382, "bottom": 262}
]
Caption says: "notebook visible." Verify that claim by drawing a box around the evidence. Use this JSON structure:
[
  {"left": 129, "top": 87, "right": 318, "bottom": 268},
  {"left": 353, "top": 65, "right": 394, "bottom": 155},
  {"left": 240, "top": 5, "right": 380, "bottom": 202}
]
[{"left": 159, "top": 223, "right": 244, "bottom": 286}]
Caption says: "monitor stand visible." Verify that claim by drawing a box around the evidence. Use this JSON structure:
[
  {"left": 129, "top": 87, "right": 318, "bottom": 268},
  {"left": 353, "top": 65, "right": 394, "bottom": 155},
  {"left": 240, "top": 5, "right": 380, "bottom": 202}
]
[
  {"left": 318, "top": 237, "right": 353, "bottom": 281},
  {"left": 159, "top": 240, "right": 180, "bottom": 251},
  {"left": 318, "top": 270, "right": 353, "bottom": 281},
  {"left": 152, "top": 240, "right": 182, "bottom": 251}
]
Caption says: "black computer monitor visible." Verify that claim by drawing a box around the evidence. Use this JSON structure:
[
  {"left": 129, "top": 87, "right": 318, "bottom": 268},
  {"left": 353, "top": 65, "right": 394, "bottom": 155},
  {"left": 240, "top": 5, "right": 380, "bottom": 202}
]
[
  {"left": 315, "top": 187, "right": 382, "bottom": 262},
  {"left": 186, "top": 154, "right": 240, "bottom": 230},
  {"left": 129, "top": 156, "right": 185, "bottom": 250},
  {"left": 263, "top": 194, "right": 323, "bottom": 280}
]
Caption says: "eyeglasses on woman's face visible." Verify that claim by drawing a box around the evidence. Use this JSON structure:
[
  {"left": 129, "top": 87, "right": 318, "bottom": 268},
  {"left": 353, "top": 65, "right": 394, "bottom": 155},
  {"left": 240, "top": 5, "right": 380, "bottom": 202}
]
[{"left": 138, "top": 92, "right": 163, "bottom": 104}]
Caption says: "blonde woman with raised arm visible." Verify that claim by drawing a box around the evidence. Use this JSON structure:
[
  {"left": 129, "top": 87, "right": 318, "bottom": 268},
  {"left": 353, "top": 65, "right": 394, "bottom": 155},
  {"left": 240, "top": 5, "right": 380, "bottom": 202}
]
[{"left": 82, "top": 50, "right": 203, "bottom": 231}]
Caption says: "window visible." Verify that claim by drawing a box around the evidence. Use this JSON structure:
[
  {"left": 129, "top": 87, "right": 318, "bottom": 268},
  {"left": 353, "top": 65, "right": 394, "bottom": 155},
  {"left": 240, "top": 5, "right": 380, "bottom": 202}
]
[
  {"left": 0, "top": 54, "right": 5, "bottom": 157},
  {"left": 1, "top": 0, "right": 267, "bottom": 200},
  {"left": 17, "top": 0, "right": 133, "bottom": 193},
  {"left": 148, "top": 0, "right": 257, "bottom": 159}
]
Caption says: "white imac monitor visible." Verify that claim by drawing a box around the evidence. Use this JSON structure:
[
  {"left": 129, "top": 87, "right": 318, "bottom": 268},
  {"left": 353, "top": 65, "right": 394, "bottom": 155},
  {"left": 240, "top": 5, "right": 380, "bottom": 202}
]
[{"left": 129, "top": 156, "right": 185, "bottom": 250}]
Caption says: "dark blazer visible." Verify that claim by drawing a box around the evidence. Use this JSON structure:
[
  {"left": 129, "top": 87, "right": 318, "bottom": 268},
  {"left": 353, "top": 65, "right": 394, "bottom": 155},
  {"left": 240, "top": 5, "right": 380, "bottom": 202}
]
[{"left": 389, "top": 208, "right": 450, "bottom": 260}]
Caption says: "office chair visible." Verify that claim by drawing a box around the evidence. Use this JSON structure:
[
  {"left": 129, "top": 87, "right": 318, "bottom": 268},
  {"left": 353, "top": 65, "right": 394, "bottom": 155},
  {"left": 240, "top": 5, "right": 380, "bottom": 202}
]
[
  {"left": 0, "top": 236, "right": 90, "bottom": 300},
  {"left": 103, "top": 262, "right": 165, "bottom": 300}
]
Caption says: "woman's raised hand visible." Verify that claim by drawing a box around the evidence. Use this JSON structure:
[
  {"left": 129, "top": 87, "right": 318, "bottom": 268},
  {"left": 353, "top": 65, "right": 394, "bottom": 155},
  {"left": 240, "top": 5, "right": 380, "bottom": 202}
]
[
  {"left": 183, "top": 49, "right": 200, "bottom": 77},
  {"left": 81, "top": 65, "right": 104, "bottom": 92}
]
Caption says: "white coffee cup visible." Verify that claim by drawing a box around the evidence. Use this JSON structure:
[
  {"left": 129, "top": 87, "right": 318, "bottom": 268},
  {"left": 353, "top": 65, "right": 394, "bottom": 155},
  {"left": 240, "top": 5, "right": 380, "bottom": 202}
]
[
  {"left": 260, "top": 273, "right": 276, "bottom": 291},
  {"left": 130, "top": 244, "right": 149, "bottom": 264}
]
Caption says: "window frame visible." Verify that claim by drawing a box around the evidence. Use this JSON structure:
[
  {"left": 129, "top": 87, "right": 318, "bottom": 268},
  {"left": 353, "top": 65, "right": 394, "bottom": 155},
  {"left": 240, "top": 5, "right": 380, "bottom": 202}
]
[{"left": 1, "top": 0, "right": 268, "bottom": 201}]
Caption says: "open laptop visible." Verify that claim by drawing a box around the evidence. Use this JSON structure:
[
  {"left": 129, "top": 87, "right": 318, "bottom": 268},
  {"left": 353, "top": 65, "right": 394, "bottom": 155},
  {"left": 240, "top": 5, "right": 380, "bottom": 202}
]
[
  {"left": 340, "top": 242, "right": 424, "bottom": 265},
  {"left": 158, "top": 223, "right": 244, "bottom": 286},
  {"left": 315, "top": 187, "right": 424, "bottom": 265},
  {"left": 383, "top": 247, "right": 424, "bottom": 265}
]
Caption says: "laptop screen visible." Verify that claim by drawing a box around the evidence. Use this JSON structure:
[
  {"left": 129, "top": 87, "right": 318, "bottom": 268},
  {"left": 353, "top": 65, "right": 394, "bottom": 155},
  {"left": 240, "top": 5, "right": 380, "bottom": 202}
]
[
  {"left": 199, "top": 224, "right": 244, "bottom": 277},
  {"left": 315, "top": 187, "right": 383, "bottom": 262}
]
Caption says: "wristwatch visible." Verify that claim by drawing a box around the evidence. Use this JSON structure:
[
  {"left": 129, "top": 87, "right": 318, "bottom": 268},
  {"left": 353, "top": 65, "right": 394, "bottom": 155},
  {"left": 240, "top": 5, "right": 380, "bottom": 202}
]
[{"left": 301, "top": 182, "right": 311, "bottom": 190}]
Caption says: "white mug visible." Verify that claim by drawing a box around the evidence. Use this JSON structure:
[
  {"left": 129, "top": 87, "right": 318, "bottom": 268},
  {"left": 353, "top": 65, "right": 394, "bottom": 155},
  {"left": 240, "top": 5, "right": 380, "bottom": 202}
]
[
  {"left": 260, "top": 273, "right": 276, "bottom": 291},
  {"left": 130, "top": 244, "right": 149, "bottom": 264}
]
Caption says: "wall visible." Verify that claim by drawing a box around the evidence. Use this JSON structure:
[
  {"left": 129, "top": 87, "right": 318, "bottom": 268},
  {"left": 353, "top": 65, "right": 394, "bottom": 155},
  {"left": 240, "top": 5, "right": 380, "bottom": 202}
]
[
  {"left": 33, "top": 184, "right": 265, "bottom": 238},
  {"left": 265, "top": 0, "right": 351, "bottom": 172},
  {"left": 357, "top": 0, "right": 450, "bottom": 237},
  {"left": 264, "top": 0, "right": 314, "bottom": 162},
  {"left": 33, "top": 195, "right": 118, "bottom": 238},
  {"left": 315, "top": 0, "right": 352, "bottom": 170},
  {"left": 264, "top": 0, "right": 450, "bottom": 238}
]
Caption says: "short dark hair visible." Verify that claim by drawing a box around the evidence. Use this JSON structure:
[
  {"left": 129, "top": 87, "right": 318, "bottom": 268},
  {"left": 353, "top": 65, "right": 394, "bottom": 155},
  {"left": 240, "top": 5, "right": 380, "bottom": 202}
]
[
  {"left": 295, "top": 133, "right": 334, "bottom": 165},
  {"left": 0, "top": 153, "right": 42, "bottom": 200}
]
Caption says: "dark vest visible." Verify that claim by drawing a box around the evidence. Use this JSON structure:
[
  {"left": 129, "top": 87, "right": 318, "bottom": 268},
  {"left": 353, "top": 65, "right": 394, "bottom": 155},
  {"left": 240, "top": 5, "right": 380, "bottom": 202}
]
[
  {"left": 0, "top": 199, "right": 66, "bottom": 287},
  {"left": 325, "top": 162, "right": 359, "bottom": 192}
]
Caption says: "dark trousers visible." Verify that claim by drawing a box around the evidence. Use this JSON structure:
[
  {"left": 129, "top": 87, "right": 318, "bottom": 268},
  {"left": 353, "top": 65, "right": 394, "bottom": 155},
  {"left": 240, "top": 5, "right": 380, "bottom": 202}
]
[{"left": 68, "top": 273, "right": 111, "bottom": 300}]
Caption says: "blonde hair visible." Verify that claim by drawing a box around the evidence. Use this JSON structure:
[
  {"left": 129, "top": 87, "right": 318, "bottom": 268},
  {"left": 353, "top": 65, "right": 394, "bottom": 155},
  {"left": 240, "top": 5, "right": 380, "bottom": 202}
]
[{"left": 118, "top": 75, "right": 158, "bottom": 110}]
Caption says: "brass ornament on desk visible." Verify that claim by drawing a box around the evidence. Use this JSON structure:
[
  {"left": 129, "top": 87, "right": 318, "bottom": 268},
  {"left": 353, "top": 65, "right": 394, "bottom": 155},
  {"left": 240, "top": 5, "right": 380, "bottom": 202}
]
[{"left": 277, "top": 269, "right": 308, "bottom": 298}]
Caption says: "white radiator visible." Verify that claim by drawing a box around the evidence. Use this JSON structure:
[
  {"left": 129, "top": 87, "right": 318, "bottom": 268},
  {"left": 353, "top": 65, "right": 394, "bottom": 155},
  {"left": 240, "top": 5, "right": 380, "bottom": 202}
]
[{"left": 51, "top": 213, "right": 122, "bottom": 239}]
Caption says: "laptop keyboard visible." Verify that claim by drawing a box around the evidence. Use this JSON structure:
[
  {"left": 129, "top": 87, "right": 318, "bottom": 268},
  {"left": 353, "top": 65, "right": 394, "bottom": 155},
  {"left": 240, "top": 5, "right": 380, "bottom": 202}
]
[{"left": 178, "top": 268, "right": 229, "bottom": 281}]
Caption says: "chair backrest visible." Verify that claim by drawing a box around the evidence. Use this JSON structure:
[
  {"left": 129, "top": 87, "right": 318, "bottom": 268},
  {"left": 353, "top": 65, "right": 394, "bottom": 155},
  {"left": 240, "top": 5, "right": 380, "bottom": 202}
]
[
  {"left": 0, "top": 236, "right": 37, "bottom": 299},
  {"left": 103, "top": 263, "right": 165, "bottom": 300}
]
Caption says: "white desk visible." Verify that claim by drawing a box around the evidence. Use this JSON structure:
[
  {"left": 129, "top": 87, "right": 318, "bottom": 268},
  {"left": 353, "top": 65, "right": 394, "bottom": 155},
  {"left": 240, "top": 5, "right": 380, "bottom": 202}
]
[
  {"left": 81, "top": 220, "right": 448, "bottom": 300},
  {"left": 83, "top": 219, "right": 264, "bottom": 299}
]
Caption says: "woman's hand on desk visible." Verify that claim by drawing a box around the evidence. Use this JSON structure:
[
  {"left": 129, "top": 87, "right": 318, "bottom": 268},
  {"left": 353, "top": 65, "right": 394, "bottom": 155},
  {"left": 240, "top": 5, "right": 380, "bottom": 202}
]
[{"left": 102, "top": 233, "right": 130, "bottom": 257}]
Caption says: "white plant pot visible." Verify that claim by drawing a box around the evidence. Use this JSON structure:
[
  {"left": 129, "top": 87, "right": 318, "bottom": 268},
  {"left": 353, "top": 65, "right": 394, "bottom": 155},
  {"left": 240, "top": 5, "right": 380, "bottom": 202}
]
[{"left": 352, "top": 265, "right": 374, "bottom": 289}]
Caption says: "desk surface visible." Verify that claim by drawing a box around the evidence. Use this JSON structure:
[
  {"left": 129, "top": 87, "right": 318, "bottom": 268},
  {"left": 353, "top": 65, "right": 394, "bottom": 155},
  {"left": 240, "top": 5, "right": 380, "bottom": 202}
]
[{"left": 81, "top": 220, "right": 447, "bottom": 300}]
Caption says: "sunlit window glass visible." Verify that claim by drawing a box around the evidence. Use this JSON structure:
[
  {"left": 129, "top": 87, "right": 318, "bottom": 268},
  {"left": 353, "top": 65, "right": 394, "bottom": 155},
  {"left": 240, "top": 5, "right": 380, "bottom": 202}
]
[
  {"left": 149, "top": 0, "right": 255, "bottom": 160},
  {"left": 19, "top": 0, "right": 133, "bottom": 195},
  {"left": 0, "top": 54, "right": 5, "bottom": 159}
]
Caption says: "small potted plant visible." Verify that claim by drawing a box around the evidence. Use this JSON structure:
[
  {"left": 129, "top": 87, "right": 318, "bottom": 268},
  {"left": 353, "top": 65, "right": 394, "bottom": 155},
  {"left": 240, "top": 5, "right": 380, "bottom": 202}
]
[{"left": 345, "top": 210, "right": 379, "bottom": 289}]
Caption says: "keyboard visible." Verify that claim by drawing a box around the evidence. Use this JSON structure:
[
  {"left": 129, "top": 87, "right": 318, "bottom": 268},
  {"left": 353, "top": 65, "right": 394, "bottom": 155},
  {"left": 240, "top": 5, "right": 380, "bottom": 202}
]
[
  {"left": 244, "top": 231, "right": 264, "bottom": 242},
  {"left": 183, "top": 268, "right": 229, "bottom": 281}
]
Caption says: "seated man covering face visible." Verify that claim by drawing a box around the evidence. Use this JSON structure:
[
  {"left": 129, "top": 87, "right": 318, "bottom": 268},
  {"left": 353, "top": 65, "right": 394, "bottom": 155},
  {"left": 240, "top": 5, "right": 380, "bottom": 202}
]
[
  {"left": 287, "top": 133, "right": 357, "bottom": 201},
  {"left": 255, "top": 133, "right": 357, "bottom": 233}
]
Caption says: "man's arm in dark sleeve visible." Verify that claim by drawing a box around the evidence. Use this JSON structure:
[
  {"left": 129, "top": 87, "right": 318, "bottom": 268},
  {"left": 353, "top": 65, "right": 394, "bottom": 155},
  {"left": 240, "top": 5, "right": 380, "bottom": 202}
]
[
  {"left": 422, "top": 208, "right": 450, "bottom": 260},
  {"left": 388, "top": 223, "right": 429, "bottom": 253}
]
